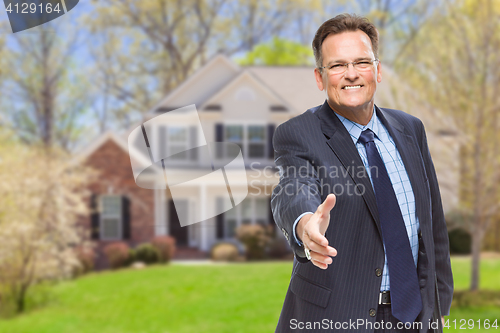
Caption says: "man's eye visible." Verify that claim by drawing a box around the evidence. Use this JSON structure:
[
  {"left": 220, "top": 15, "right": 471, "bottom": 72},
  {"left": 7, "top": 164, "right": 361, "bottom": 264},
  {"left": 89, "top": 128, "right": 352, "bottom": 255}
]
[
  {"left": 330, "top": 64, "right": 344, "bottom": 69},
  {"left": 357, "top": 61, "right": 371, "bottom": 66}
]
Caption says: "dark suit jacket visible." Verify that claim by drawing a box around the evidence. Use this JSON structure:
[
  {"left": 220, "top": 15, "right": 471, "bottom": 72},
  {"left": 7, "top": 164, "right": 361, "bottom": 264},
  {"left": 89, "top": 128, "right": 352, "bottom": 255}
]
[{"left": 271, "top": 101, "right": 453, "bottom": 332}]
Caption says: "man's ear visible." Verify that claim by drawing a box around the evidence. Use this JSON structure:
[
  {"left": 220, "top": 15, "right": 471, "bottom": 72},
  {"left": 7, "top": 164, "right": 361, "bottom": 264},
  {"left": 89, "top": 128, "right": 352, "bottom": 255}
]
[
  {"left": 314, "top": 68, "right": 325, "bottom": 91},
  {"left": 376, "top": 60, "right": 382, "bottom": 83}
]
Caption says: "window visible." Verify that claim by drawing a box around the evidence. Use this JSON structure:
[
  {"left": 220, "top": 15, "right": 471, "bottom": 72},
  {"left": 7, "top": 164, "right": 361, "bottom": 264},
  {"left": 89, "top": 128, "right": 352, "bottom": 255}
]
[
  {"left": 255, "top": 198, "right": 268, "bottom": 225},
  {"left": 168, "top": 127, "right": 188, "bottom": 160},
  {"left": 224, "top": 125, "right": 266, "bottom": 159},
  {"left": 100, "top": 195, "right": 122, "bottom": 240},
  {"left": 225, "top": 125, "right": 244, "bottom": 157},
  {"left": 222, "top": 197, "right": 270, "bottom": 238},
  {"left": 248, "top": 126, "right": 265, "bottom": 158}
]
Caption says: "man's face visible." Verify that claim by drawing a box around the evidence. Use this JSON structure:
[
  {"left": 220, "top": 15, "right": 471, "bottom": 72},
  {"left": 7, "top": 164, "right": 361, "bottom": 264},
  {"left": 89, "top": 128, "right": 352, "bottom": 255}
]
[{"left": 314, "top": 30, "right": 381, "bottom": 116}]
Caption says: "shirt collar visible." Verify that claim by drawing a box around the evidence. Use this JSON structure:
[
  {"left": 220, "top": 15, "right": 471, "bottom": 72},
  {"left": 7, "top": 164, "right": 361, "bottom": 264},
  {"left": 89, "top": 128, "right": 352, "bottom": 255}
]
[{"left": 334, "top": 106, "right": 381, "bottom": 144}]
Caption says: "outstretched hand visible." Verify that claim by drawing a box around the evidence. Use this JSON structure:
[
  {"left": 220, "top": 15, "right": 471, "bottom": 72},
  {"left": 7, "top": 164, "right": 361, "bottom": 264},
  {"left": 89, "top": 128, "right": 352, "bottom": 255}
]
[{"left": 297, "top": 194, "right": 337, "bottom": 269}]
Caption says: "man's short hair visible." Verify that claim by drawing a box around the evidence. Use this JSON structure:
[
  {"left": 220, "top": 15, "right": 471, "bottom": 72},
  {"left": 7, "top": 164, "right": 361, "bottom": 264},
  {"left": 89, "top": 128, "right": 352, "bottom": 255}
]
[{"left": 312, "top": 14, "right": 379, "bottom": 72}]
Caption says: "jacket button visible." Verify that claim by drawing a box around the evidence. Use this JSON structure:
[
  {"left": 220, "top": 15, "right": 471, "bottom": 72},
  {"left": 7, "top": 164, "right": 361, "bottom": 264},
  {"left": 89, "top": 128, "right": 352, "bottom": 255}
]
[
  {"left": 375, "top": 268, "right": 382, "bottom": 277},
  {"left": 369, "top": 308, "right": 377, "bottom": 317}
]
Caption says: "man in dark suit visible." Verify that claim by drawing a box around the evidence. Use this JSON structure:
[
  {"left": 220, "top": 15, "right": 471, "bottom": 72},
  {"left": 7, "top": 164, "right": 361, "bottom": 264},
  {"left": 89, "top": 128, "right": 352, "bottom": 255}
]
[{"left": 271, "top": 14, "right": 453, "bottom": 332}]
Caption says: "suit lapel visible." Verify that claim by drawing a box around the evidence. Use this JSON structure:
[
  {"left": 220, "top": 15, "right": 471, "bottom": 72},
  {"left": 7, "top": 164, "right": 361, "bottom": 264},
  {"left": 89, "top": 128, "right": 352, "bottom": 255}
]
[
  {"left": 375, "top": 106, "right": 429, "bottom": 225},
  {"left": 315, "top": 102, "right": 381, "bottom": 239}
]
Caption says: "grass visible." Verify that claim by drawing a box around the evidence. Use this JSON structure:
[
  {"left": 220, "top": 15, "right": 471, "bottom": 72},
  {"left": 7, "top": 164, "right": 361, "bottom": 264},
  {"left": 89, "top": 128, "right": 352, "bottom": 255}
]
[
  {"left": 0, "top": 262, "right": 292, "bottom": 333},
  {"left": 445, "top": 257, "right": 500, "bottom": 332},
  {"left": 0, "top": 257, "right": 498, "bottom": 333}
]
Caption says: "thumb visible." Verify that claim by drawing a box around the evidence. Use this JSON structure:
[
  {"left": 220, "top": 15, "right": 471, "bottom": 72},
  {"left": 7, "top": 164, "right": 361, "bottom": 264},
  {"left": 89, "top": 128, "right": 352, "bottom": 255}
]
[{"left": 321, "top": 194, "right": 336, "bottom": 213}]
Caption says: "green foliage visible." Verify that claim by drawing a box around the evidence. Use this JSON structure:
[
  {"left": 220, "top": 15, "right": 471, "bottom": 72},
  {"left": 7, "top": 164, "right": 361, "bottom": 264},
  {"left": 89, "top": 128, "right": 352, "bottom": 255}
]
[
  {"left": 449, "top": 228, "right": 472, "bottom": 254},
  {"left": 132, "top": 243, "right": 160, "bottom": 265},
  {"left": 452, "top": 290, "right": 500, "bottom": 308},
  {"left": 237, "top": 37, "right": 314, "bottom": 66}
]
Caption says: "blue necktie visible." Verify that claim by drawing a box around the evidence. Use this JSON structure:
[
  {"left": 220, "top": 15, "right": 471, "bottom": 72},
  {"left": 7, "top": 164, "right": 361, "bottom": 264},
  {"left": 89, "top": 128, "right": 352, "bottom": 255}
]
[{"left": 358, "top": 129, "right": 422, "bottom": 324}]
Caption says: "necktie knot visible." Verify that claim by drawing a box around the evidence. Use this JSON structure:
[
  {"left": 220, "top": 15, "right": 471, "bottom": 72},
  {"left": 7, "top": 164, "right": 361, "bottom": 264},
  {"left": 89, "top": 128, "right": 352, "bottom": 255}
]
[{"left": 358, "top": 129, "right": 375, "bottom": 145}]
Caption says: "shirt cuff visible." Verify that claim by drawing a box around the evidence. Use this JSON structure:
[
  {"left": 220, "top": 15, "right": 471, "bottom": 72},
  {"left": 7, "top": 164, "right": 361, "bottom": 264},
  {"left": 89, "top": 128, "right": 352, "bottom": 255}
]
[{"left": 293, "top": 212, "right": 314, "bottom": 246}]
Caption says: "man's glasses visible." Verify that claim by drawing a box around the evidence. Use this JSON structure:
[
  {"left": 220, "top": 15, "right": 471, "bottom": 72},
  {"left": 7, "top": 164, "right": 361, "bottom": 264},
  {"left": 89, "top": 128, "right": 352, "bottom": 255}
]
[{"left": 319, "top": 59, "right": 379, "bottom": 75}]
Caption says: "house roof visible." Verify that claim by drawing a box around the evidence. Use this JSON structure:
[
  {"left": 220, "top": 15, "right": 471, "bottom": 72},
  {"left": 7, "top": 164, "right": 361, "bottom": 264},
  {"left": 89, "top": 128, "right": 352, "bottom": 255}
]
[
  {"left": 201, "top": 69, "right": 297, "bottom": 113},
  {"left": 246, "top": 66, "right": 325, "bottom": 115},
  {"left": 71, "top": 131, "right": 130, "bottom": 165}
]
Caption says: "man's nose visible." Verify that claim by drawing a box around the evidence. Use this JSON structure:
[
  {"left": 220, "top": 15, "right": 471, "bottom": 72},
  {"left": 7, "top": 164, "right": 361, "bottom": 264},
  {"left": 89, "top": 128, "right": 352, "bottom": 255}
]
[{"left": 344, "top": 63, "right": 359, "bottom": 80}]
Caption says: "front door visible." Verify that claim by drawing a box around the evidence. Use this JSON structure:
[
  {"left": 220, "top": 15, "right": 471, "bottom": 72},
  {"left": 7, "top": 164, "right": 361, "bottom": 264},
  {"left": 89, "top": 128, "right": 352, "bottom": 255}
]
[{"left": 168, "top": 199, "right": 188, "bottom": 246}]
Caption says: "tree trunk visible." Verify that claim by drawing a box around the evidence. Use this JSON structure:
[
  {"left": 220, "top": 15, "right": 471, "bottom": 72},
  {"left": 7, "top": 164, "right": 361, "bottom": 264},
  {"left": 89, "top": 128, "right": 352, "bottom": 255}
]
[
  {"left": 15, "top": 285, "right": 27, "bottom": 313},
  {"left": 470, "top": 222, "right": 481, "bottom": 291}
]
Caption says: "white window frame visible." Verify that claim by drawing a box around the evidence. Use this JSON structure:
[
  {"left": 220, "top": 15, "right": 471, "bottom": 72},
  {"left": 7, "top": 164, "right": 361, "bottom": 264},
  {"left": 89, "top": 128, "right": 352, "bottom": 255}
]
[
  {"left": 224, "top": 123, "right": 267, "bottom": 160},
  {"left": 99, "top": 195, "right": 123, "bottom": 241}
]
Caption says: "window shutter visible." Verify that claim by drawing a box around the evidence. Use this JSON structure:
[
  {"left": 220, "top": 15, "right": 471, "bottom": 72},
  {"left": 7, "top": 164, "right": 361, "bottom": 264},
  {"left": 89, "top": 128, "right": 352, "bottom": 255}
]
[
  {"left": 90, "top": 194, "right": 100, "bottom": 240},
  {"left": 216, "top": 213, "right": 224, "bottom": 239},
  {"left": 215, "top": 124, "right": 224, "bottom": 141},
  {"left": 215, "top": 123, "right": 224, "bottom": 158},
  {"left": 122, "top": 196, "right": 131, "bottom": 240},
  {"left": 267, "top": 124, "right": 275, "bottom": 160},
  {"left": 216, "top": 198, "right": 224, "bottom": 239}
]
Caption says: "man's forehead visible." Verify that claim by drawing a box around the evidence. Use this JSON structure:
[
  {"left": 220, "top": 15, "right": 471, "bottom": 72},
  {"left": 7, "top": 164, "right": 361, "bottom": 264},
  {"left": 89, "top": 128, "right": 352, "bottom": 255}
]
[{"left": 322, "top": 31, "right": 374, "bottom": 60}]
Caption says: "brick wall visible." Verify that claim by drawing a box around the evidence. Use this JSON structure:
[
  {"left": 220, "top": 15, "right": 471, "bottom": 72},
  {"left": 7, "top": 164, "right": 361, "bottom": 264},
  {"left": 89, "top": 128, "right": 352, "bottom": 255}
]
[{"left": 83, "top": 139, "right": 156, "bottom": 268}]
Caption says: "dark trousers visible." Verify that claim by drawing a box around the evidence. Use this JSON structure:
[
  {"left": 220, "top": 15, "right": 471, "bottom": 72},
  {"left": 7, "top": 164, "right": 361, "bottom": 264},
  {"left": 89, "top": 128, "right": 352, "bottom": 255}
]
[{"left": 374, "top": 304, "right": 420, "bottom": 333}]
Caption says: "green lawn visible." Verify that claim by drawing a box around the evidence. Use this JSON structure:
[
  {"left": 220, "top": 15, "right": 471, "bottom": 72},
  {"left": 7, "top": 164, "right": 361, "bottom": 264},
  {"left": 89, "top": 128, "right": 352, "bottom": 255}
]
[
  {"left": 445, "top": 257, "right": 500, "bottom": 332},
  {"left": 0, "top": 257, "right": 498, "bottom": 333}
]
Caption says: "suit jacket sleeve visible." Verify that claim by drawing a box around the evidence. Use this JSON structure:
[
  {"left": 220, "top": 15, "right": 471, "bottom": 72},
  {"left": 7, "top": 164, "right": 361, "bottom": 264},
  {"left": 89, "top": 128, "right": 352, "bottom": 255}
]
[
  {"left": 271, "top": 119, "right": 322, "bottom": 262},
  {"left": 418, "top": 120, "right": 454, "bottom": 316}
]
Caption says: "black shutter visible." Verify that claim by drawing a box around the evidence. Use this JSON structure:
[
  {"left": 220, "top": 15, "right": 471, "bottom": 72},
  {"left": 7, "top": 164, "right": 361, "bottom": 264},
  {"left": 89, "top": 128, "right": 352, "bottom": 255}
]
[
  {"left": 215, "top": 124, "right": 224, "bottom": 141},
  {"left": 122, "top": 196, "right": 131, "bottom": 240},
  {"left": 215, "top": 123, "right": 224, "bottom": 158},
  {"left": 90, "top": 194, "right": 100, "bottom": 240},
  {"left": 216, "top": 213, "right": 224, "bottom": 239},
  {"left": 267, "top": 124, "right": 275, "bottom": 160}
]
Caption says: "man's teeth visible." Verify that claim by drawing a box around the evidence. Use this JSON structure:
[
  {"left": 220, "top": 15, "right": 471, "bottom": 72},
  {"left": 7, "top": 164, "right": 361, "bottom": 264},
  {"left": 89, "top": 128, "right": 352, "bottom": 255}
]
[{"left": 344, "top": 85, "right": 361, "bottom": 89}]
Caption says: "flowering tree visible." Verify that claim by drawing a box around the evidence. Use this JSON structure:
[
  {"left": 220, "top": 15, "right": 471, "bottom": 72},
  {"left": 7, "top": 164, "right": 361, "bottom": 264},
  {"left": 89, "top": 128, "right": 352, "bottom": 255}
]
[{"left": 0, "top": 138, "right": 94, "bottom": 314}]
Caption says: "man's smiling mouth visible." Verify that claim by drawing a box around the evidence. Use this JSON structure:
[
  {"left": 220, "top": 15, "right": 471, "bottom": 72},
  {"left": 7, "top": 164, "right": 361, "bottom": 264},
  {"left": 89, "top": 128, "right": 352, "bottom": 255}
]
[{"left": 342, "top": 85, "right": 362, "bottom": 90}]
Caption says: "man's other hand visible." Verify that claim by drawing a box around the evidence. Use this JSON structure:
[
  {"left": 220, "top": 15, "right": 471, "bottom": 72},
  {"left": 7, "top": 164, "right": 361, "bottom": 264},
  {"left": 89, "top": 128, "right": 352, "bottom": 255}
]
[{"left": 297, "top": 194, "right": 337, "bottom": 269}]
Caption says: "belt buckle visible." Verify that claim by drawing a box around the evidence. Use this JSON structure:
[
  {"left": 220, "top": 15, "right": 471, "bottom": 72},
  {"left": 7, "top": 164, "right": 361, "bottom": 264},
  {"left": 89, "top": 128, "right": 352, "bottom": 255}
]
[{"left": 379, "top": 291, "right": 391, "bottom": 305}]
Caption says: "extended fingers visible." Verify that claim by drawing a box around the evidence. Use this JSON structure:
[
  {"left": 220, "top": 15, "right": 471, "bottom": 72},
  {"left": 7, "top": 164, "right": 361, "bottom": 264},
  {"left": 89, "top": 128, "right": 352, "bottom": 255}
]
[{"left": 307, "top": 237, "right": 337, "bottom": 257}]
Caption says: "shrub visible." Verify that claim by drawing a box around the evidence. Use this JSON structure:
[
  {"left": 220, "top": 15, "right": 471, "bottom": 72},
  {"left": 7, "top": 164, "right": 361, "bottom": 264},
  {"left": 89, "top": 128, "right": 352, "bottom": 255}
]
[
  {"left": 267, "top": 237, "right": 292, "bottom": 259},
  {"left": 211, "top": 242, "right": 240, "bottom": 261},
  {"left": 151, "top": 236, "right": 176, "bottom": 263},
  {"left": 103, "top": 242, "right": 131, "bottom": 269},
  {"left": 236, "top": 224, "right": 272, "bottom": 260},
  {"left": 73, "top": 246, "right": 95, "bottom": 276},
  {"left": 448, "top": 228, "right": 472, "bottom": 254},
  {"left": 133, "top": 243, "right": 160, "bottom": 265},
  {"left": 452, "top": 290, "right": 500, "bottom": 308}
]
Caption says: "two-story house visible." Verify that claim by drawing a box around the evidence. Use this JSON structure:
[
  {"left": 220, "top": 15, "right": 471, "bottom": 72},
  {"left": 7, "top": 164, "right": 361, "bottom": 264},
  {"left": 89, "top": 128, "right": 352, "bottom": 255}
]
[{"left": 76, "top": 55, "right": 459, "bottom": 267}]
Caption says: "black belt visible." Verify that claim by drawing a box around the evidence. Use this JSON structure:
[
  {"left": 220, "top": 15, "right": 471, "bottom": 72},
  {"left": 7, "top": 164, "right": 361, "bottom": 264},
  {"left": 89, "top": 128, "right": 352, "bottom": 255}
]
[{"left": 379, "top": 291, "right": 391, "bottom": 305}]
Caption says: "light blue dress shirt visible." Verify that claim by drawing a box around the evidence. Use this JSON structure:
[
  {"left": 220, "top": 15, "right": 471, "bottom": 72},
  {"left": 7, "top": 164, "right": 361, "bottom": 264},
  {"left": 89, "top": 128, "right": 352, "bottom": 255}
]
[{"left": 293, "top": 108, "right": 420, "bottom": 292}]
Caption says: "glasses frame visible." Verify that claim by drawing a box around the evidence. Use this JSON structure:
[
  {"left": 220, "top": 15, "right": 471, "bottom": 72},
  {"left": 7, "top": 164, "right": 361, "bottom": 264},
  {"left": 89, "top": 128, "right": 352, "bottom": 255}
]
[{"left": 319, "top": 59, "right": 379, "bottom": 75}]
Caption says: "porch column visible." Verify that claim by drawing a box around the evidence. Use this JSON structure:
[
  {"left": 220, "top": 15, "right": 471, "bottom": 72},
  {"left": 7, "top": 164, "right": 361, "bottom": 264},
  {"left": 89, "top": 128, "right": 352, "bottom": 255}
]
[{"left": 200, "top": 184, "right": 208, "bottom": 251}]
